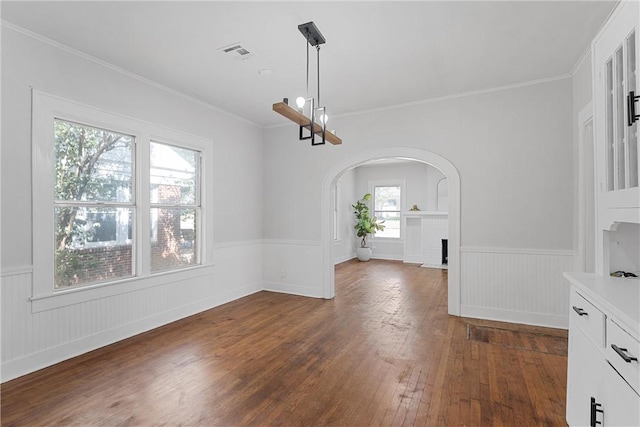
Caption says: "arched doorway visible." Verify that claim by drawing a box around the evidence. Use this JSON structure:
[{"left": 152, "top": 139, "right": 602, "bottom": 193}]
[{"left": 321, "top": 147, "right": 461, "bottom": 316}]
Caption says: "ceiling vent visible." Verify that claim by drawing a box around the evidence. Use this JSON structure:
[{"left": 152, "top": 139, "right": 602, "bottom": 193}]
[{"left": 219, "top": 43, "right": 254, "bottom": 60}]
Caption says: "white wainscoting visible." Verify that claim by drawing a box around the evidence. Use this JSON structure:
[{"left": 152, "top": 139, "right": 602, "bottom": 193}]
[
  {"left": 0, "top": 241, "right": 263, "bottom": 383},
  {"left": 333, "top": 252, "right": 356, "bottom": 265},
  {"left": 460, "top": 247, "right": 576, "bottom": 329},
  {"left": 369, "top": 239, "right": 404, "bottom": 261},
  {"left": 262, "top": 240, "right": 324, "bottom": 298}
]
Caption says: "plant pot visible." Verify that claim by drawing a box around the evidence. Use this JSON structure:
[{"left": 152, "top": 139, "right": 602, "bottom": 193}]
[{"left": 356, "top": 247, "right": 372, "bottom": 262}]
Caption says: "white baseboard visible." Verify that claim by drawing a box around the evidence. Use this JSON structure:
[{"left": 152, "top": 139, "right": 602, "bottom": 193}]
[
  {"left": 421, "top": 263, "right": 448, "bottom": 269},
  {"left": 1, "top": 282, "right": 262, "bottom": 383},
  {"left": 333, "top": 253, "right": 356, "bottom": 265},
  {"left": 371, "top": 253, "right": 404, "bottom": 261},
  {"left": 262, "top": 281, "right": 323, "bottom": 299},
  {"left": 460, "top": 305, "right": 569, "bottom": 330}
]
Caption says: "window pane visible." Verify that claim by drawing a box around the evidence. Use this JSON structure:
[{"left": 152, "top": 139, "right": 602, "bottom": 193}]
[
  {"left": 374, "top": 185, "right": 401, "bottom": 238},
  {"left": 615, "top": 47, "right": 625, "bottom": 189},
  {"left": 374, "top": 211, "right": 401, "bottom": 238},
  {"left": 627, "top": 32, "right": 638, "bottom": 188},
  {"left": 150, "top": 142, "right": 198, "bottom": 205},
  {"left": 605, "top": 58, "right": 615, "bottom": 191},
  {"left": 54, "top": 119, "right": 133, "bottom": 203},
  {"left": 54, "top": 207, "right": 133, "bottom": 288},
  {"left": 374, "top": 186, "right": 401, "bottom": 211},
  {"left": 150, "top": 208, "right": 197, "bottom": 273}
]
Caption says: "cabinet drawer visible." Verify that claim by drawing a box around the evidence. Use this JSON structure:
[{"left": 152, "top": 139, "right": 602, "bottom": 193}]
[
  {"left": 570, "top": 290, "right": 605, "bottom": 347},
  {"left": 606, "top": 318, "right": 640, "bottom": 395}
]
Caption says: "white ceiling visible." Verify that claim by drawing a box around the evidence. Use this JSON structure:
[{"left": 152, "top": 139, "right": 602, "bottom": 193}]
[{"left": 2, "top": 1, "right": 616, "bottom": 127}]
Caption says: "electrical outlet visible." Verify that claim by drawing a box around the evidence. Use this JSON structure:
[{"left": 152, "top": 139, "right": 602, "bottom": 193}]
[{"left": 280, "top": 269, "right": 286, "bottom": 278}]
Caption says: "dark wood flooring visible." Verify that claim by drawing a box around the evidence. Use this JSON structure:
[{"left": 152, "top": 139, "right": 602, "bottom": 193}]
[{"left": 1, "top": 259, "right": 568, "bottom": 426}]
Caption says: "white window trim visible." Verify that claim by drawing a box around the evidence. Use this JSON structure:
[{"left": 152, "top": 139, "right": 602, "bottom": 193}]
[
  {"left": 333, "top": 183, "right": 340, "bottom": 242},
  {"left": 31, "top": 91, "right": 214, "bottom": 312},
  {"left": 367, "top": 179, "right": 406, "bottom": 241},
  {"left": 148, "top": 139, "right": 202, "bottom": 273}
]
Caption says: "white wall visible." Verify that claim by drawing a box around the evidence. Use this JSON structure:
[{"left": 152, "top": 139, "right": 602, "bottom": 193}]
[
  {"left": 1, "top": 26, "right": 264, "bottom": 381},
  {"left": 355, "top": 162, "right": 444, "bottom": 213},
  {"left": 571, "top": 51, "right": 595, "bottom": 272},
  {"left": 263, "top": 78, "right": 576, "bottom": 328},
  {"left": 332, "top": 168, "right": 357, "bottom": 264},
  {"left": 352, "top": 161, "right": 445, "bottom": 260}
]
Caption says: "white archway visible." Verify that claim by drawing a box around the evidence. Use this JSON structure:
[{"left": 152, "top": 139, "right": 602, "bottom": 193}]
[{"left": 321, "top": 147, "right": 461, "bottom": 316}]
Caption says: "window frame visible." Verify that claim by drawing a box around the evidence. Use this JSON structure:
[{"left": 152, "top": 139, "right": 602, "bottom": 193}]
[
  {"left": 149, "top": 140, "right": 202, "bottom": 273},
  {"left": 53, "top": 118, "right": 137, "bottom": 288},
  {"left": 333, "top": 183, "right": 339, "bottom": 242},
  {"left": 368, "top": 180, "right": 405, "bottom": 240},
  {"left": 32, "top": 91, "right": 213, "bottom": 312}
]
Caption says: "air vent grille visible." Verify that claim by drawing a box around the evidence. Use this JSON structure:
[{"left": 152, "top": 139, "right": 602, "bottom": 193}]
[{"left": 219, "top": 43, "right": 253, "bottom": 60}]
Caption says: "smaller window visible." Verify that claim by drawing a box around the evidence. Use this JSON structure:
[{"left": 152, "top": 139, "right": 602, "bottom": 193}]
[
  {"left": 149, "top": 141, "right": 201, "bottom": 273},
  {"left": 373, "top": 185, "right": 402, "bottom": 238}
]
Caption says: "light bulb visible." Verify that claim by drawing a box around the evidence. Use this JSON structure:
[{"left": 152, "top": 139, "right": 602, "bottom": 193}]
[
  {"left": 320, "top": 113, "right": 329, "bottom": 124},
  {"left": 296, "top": 97, "right": 306, "bottom": 108}
]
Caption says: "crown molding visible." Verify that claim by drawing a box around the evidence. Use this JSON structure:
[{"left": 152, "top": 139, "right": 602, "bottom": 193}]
[
  {"left": 1, "top": 20, "right": 261, "bottom": 129},
  {"left": 265, "top": 73, "right": 572, "bottom": 130}
]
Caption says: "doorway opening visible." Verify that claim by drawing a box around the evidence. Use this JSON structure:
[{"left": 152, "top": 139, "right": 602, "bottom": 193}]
[{"left": 321, "top": 147, "right": 461, "bottom": 316}]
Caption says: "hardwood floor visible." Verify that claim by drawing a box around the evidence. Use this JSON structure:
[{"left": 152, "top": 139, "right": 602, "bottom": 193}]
[{"left": 1, "top": 259, "right": 568, "bottom": 426}]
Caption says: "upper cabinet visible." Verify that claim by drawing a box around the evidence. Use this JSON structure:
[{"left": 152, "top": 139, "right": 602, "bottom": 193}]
[
  {"left": 593, "top": 0, "right": 639, "bottom": 223},
  {"left": 592, "top": 1, "right": 640, "bottom": 276}
]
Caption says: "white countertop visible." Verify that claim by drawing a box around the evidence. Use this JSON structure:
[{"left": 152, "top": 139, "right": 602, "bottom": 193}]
[{"left": 564, "top": 271, "right": 639, "bottom": 338}]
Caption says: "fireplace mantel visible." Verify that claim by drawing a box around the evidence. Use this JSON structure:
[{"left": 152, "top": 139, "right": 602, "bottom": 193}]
[
  {"left": 403, "top": 212, "right": 448, "bottom": 267},
  {"left": 403, "top": 211, "right": 448, "bottom": 217}
]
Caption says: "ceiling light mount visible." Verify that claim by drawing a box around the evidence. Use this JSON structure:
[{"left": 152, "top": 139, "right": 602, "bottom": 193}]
[
  {"left": 272, "top": 21, "right": 341, "bottom": 146},
  {"left": 298, "top": 21, "right": 326, "bottom": 47}
]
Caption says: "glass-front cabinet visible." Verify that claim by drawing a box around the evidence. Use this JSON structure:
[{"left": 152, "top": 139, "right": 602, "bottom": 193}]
[
  {"left": 594, "top": 0, "right": 639, "bottom": 210},
  {"left": 592, "top": 0, "right": 640, "bottom": 276}
]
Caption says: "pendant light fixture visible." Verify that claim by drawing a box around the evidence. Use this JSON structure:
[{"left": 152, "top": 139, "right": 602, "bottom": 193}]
[{"left": 272, "top": 21, "right": 342, "bottom": 145}]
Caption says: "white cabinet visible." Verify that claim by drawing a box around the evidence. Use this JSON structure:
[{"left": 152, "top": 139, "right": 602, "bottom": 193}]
[
  {"left": 593, "top": 0, "right": 639, "bottom": 211},
  {"left": 601, "top": 359, "right": 640, "bottom": 427},
  {"left": 564, "top": 274, "right": 640, "bottom": 427},
  {"left": 566, "top": 323, "right": 604, "bottom": 426},
  {"left": 592, "top": 0, "right": 640, "bottom": 276},
  {"left": 567, "top": 4, "right": 640, "bottom": 425}
]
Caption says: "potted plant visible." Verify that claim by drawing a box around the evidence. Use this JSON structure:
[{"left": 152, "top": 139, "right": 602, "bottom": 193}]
[{"left": 353, "top": 193, "right": 385, "bottom": 261}]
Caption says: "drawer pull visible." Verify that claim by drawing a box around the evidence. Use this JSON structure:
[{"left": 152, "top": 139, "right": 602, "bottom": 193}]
[
  {"left": 572, "top": 306, "right": 588, "bottom": 316},
  {"left": 611, "top": 344, "right": 638, "bottom": 363},
  {"left": 590, "top": 397, "right": 603, "bottom": 426},
  {"left": 629, "top": 90, "right": 640, "bottom": 126}
]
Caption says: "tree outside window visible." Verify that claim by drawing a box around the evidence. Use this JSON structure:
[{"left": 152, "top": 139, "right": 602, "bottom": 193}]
[
  {"left": 53, "top": 122, "right": 202, "bottom": 288},
  {"left": 54, "top": 119, "right": 134, "bottom": 288},
  {"left": 149, "top": 142, "right": 200, "bottom": 273}
]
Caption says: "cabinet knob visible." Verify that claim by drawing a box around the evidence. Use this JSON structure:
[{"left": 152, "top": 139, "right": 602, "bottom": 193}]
[
  {"left": 611, "top": 344, "right": 638, "bottom": 363},
  {"left": 572, "top": 306, "right": 588, "bottom": 316}
]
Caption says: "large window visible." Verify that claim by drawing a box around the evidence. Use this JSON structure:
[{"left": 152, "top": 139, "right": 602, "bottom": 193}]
[
  {"left": 54, "top": 120, "right": 135, "bottom": 288},
  {"left": 373, "top": 184, "right": 402, "bottom": 238},
  {"left": 33, "top": 91, "right": 211, "bottom": 307}
]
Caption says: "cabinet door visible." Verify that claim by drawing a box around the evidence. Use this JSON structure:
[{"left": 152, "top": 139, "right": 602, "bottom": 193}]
[
  {"left": 602, "top": 361, "right": 640, "bottom": 426},
  {"left": 567, "top": 323, "right": 603, "bottom": 426},
  {"left": 593, "top": 0, "right": 639, "bottom": 209}
]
